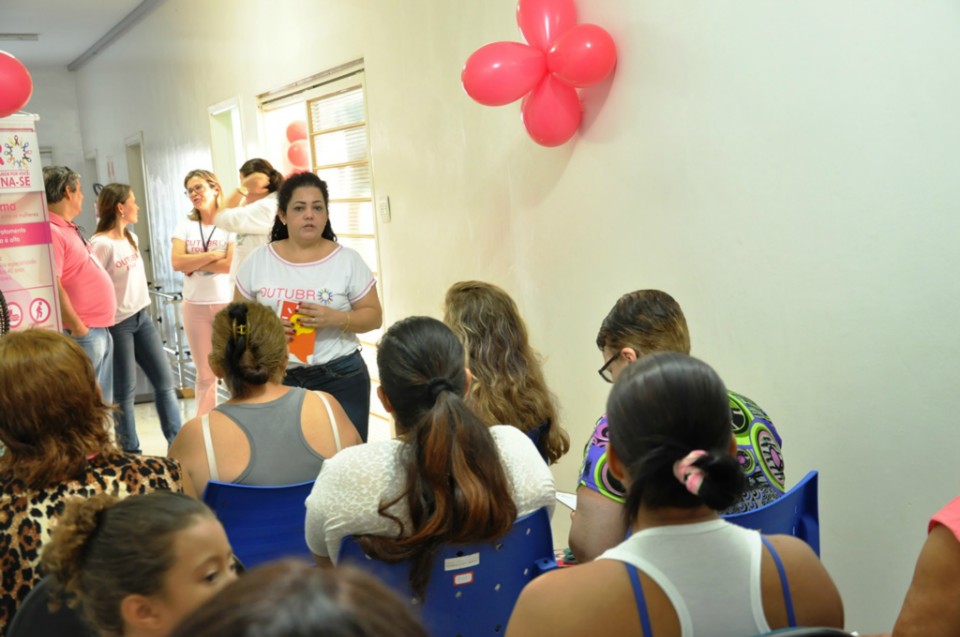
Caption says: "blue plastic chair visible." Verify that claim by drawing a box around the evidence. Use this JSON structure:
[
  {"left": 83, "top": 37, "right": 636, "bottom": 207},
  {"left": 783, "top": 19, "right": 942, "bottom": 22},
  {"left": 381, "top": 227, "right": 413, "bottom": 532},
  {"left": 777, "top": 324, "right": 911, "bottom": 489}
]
[
  {"left": 202, "top": 480, "right": 315, "bottom": 569},
  {"left": 338, "top": 507, "right": 557, "bottom": 637},
  {"left": 6, "top": 576, "right": 94, "bottom": 637},
  {"left": 724, "top": 470, "right": 820, "bottom": 555},
  {"left": 752, "top": 628, "right": 854, "bottom": 637}
]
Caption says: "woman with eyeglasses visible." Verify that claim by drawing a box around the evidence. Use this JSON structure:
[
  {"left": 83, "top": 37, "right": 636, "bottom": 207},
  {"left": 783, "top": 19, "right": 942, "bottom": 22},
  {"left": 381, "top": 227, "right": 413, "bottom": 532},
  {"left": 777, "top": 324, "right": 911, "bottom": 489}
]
[
  {"left": 569, "top": 290, "right": 787, "bottom": 564},
  {"left": 172, "top": 170, "right": 236, "bottom": 417},
  {"left": 91, "top": 184, "right": 182, "bottom": 453}
]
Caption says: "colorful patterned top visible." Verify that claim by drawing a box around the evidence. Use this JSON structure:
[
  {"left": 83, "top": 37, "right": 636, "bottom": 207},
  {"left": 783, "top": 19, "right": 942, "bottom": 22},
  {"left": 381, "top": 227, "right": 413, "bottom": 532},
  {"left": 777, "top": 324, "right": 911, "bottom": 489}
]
[{"left": 578, "top": 390, "right": 785, "bottom": 513}]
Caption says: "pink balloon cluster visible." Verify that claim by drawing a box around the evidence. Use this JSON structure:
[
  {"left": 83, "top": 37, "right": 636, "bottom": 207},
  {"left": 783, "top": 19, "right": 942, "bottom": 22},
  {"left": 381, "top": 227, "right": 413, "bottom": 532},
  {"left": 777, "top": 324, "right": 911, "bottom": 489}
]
[
  {"left": 462, "top": 0, "right": 616, "bottom": 147},
  {"left": 285, "top": 120, "right": 310, "bottom": 172}
]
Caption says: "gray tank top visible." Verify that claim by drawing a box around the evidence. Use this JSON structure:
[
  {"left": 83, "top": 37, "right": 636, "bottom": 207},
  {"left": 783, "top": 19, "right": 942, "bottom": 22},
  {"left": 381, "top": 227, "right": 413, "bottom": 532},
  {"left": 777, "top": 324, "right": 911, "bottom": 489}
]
[{"left": 214, "top": 388, "right": 327, "bottom": 485}]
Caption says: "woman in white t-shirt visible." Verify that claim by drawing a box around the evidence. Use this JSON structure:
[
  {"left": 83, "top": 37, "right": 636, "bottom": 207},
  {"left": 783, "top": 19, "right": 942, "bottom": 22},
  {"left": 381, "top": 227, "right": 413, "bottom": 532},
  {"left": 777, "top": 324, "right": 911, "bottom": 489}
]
[
  {"left": 172, "top": 169, "right": 235, "bottom": 417},
  {"left": 235, "top": 171, "right": 381, "bottom": 440},
  {"left": 214, "top": 158, "right": 284, "bottom": 284},
  {"left": 91, "top": 183, "right": 182, "bottom": 453}
]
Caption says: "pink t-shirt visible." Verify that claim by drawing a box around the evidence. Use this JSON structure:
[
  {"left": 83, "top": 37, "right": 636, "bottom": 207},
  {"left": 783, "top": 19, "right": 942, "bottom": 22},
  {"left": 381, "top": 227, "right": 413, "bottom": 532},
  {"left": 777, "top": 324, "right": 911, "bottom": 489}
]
[
  {"left": 929, "top": 496, "right": 960, "bottom": 539},
  {"left": 49, "top": 214, "right": 117, "bottom": 328}
]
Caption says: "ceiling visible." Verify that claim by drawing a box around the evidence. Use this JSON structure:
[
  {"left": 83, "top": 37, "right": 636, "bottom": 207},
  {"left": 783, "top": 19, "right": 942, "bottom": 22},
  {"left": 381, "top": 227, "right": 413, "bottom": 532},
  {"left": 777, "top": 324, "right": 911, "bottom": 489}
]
[{"left": 0, "top": 0, "right": 145, "bottom": 68}]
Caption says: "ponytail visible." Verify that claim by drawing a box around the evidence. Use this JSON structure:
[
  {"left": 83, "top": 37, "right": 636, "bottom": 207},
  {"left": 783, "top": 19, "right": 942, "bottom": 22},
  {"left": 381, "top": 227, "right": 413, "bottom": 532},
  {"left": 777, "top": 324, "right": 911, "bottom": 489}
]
[
  {"left": 608, "top": 352, "right": 745, "bottom": 521},
  {"left": 211, "top": 302, "right": 287, "bottom": 398},
  {"left": 358, "top": 317, "right": 517, "bottom": 597}
]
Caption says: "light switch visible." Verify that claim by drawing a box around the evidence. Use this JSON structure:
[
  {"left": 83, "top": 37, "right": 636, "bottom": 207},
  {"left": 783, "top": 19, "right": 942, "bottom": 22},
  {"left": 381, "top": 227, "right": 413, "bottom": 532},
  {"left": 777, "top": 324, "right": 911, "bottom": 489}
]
[{"left": 377, "top": 196, "right": 391, "bottom": 223}]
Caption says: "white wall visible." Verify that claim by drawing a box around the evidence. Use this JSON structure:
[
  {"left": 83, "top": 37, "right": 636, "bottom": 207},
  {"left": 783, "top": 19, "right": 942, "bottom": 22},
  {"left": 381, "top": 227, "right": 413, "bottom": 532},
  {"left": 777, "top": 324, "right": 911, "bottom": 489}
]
[
  {"left": 23, "top": 66, "right": 97, "bottom": 230},
  {"left": 61, "top": 0, "right": 960, "bottom": 631}
]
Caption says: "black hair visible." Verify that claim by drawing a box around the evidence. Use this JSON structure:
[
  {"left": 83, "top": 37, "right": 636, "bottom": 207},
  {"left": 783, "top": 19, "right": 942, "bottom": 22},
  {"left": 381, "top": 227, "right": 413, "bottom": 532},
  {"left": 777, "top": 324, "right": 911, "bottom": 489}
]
[
  {"left": 606, "top": 352, "right": 744, "bottom": 518},
  {"left": 169, "top": 560, "right": 428, "bottom": 637},
  {"left": 270, "top": 171, "right": 336, "bottom": 242},
  {"left": 239, "top": 158, "right": 284, "bottom": 193},
  {"left": 358, "top": 317, "right": 517, "bottom": 597}
]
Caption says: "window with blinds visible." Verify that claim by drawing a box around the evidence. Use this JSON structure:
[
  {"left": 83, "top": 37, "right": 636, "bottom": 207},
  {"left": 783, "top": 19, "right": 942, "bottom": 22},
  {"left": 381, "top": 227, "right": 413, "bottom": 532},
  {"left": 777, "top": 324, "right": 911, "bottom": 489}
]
[{"left": 258, "top": 62, "right": 391, "bottom": 435}]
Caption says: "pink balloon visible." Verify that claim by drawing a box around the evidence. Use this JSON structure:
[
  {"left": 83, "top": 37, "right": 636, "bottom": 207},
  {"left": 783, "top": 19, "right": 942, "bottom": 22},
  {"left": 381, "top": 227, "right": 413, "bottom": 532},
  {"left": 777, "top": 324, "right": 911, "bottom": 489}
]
[
  {"left": 286, "top": 120, "right": 308, "bottom": 143},
  {"left": 0, "top": 52, "right": 33, "bottom": 118},
  {"left": 462, "top": 42, "right": 546, "bottom": 107},
  {"left": 516, "top": 0, "right": 577, "bottom": 52},
  {"left": 548, "top": 24, "right": 617, "bottom": 88},
  {"left": 287, "top": 140, "right": 310, "bottom": 168},
  {"left": 521, "top": 75, "right": 581, "bottom": 146}
]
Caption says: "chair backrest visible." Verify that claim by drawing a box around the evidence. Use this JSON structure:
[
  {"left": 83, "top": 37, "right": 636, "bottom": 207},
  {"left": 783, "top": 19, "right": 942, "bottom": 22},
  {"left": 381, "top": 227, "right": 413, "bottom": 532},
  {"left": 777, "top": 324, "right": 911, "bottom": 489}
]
[
  {"left": 338, "top": 507, "right": 557, "bottom": 637},
  {"left": 724, "top": 470, "right": 820, "bottom": 555},
  {"left": 202, "top": 479, "right": 315, "bottom": 569},
  {"left": 6, "top": 576, "right": 95, "bottom": 637},
  {"left": 752, "top": 628, "right": 854, "bottom": 637}
]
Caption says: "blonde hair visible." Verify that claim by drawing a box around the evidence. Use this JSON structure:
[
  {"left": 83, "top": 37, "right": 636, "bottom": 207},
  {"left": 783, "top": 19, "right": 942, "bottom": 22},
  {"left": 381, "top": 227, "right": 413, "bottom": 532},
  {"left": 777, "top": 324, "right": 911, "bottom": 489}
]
[
  {"left": 210, "top": 302, "right": 288, "bottom": 399},
  {"left": 0, "top": 330, "right": 118, "bottom": 489},
  {"left": 444, "top": 281, "right": 569, "bottom": 464},
  {"left": 183, "top": 169, "right": 223, "bottom": 221}
]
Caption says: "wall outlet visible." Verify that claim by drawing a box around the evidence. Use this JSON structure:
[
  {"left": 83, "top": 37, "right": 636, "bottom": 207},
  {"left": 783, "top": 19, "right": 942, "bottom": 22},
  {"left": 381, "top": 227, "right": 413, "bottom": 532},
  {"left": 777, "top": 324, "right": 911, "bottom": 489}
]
[{"left": 377, "top": 196, "right": 391, "bottom": 223}]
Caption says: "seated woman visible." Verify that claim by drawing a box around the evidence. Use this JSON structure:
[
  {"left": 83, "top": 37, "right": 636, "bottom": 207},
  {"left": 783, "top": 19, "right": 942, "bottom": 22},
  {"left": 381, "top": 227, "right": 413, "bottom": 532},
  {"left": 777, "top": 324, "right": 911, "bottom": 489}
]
[
  {"left": 305, "top": 316, "right": 556, "bottom": 591},
  {"left": 170, "top": 559, "right": 427, "bottom": 637},
  {"left": 571, "top": 289, "right": 787, "bottom": 562},
  {"left": 169, "top": 301, "right": 360, "bottom": 497},
  {"left": 443, "top": 281, "right": 570, "bottom": 464},
  {"left": 508, "top": 352, "right": 843, "bottom": 636},
  {"left": 42, "top": 492, "right": 237, "bottom": 637},
  {"left": 0, "top": 330, "right": 189, "bottom": 633},
  {"left": 889, "top": 496, "right": 960, "bottom": 636}
]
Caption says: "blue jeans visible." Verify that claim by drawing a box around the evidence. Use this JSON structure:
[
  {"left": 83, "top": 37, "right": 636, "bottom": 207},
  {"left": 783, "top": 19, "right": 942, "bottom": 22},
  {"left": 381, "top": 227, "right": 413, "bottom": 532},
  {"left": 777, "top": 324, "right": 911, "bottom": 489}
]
[
  {"left": 71, "top": 327, "right": 114, "bottom": 405},
  {"left": 284, "top": 350, "right": 370, "bottom": 441},
  {"left": 110, "top": 309, "right": 182, "bottom": 453}
]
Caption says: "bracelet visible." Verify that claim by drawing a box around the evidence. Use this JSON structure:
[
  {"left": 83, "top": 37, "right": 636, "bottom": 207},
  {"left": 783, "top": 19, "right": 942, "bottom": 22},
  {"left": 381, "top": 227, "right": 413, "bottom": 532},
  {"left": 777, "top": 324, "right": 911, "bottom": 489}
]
[{"left": 342, "top": 312, "right": 351, "bottom": 334}]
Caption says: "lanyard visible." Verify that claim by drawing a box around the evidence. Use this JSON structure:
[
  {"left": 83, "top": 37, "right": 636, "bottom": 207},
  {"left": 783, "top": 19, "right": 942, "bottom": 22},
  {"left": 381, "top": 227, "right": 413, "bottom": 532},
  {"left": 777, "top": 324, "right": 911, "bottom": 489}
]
[{"left": 198, "top": 219, "right": 217, "bottom": 253}]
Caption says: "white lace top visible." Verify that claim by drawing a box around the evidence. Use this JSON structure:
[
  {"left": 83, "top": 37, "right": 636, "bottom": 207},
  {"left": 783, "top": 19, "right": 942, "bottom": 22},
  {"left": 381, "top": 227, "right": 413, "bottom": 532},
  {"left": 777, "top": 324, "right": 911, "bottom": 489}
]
[{"left": 305, "top": 425, "right": 557, "bottom": 560}]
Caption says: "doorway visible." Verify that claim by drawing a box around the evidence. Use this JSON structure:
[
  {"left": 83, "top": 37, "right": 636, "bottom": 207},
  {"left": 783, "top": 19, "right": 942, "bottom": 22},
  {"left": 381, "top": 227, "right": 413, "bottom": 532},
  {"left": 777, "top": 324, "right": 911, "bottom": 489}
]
[
  {"left": 124, "top": 133, "right": 156, "bottom": 284},
  {"left": 208, "top": 97, "right": 244, "bottom": 193},
  {"left": 81, "top": 150, "right": 99, "bottom": 234}
]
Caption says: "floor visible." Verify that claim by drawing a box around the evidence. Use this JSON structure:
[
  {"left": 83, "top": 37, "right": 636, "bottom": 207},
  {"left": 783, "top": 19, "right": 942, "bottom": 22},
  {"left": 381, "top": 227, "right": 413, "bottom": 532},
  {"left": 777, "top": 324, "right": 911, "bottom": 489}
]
[{"left": 134, "top": 394, "right": 393, "bottom": 457}]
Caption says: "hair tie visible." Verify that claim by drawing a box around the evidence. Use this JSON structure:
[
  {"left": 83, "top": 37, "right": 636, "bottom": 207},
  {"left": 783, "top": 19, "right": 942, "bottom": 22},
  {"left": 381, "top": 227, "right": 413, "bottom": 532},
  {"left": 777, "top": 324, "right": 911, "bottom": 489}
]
[
  {"left": 427, "top": 378, "right": 455, "bottom": 401},
  {"left": 232, "top": 317, "right": 248, "bottom": 352},
  {"left": 673, "top": 450, "right": 708, "bottom": 496}
]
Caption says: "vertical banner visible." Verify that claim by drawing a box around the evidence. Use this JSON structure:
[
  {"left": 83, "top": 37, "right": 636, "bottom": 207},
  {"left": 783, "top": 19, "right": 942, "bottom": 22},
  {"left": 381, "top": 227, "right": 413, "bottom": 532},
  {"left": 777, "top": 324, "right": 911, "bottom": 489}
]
[{"left": 0, "top": 113, "right": 61, "bottom": 332}]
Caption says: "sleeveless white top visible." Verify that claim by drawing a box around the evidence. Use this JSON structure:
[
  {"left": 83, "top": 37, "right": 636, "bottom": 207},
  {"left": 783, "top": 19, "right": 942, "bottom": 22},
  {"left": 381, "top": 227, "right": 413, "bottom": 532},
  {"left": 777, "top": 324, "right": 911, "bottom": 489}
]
[{"left": 598, "top": 518, "right": 772, "bottom": 636}]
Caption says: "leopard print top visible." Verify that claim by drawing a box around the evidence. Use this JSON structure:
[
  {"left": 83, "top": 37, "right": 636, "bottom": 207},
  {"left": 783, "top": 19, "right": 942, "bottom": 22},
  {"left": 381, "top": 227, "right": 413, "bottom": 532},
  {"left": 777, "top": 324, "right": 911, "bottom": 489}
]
[{"left": 0, "top": 453, "right": 184, "bottom": 635}]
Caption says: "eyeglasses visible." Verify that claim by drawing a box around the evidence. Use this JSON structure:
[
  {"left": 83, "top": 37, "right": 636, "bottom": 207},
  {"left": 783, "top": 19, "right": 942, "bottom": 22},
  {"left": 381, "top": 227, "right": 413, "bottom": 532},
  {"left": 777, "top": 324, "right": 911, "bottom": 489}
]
[
  {"left": 184, "top": 184, "right": 208, "bottom": 197},
  {"left": 598, "top": 352, "right": 620, "bottom": 383}
]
